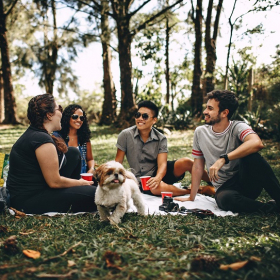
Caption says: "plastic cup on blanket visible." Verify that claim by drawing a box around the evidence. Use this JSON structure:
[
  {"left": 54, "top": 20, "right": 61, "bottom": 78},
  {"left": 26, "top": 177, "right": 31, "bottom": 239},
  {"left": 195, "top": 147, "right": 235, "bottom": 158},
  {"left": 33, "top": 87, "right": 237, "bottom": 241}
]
[
  {"left": 80, "top": 173, "right": 93, "bottom": 181},
  {"left": 161, "top": 192, "right": 173, "bottom": 203},
  {"left": 140, "top": 176, "right": 151, "bottom": 191}
]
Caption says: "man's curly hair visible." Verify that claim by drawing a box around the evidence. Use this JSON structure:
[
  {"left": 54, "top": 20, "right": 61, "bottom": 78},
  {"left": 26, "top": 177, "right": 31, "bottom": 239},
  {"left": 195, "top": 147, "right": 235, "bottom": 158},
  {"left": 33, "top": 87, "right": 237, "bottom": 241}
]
[
  {"left": 207, "top": 90, "right": 239, "bottom": 120},
  {"left": 59, "top": 104, "right": 91, "bottom": 145}
]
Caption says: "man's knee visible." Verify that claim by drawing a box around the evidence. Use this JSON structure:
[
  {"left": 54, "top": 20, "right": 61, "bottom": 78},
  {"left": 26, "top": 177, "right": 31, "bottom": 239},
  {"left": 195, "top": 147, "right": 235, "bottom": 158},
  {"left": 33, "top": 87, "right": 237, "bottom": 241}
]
[
  {"left": 215, "top": 190, "right": 241, "bottom": 212},
  {"left": 175, "top": 157, "right": 193, "bottom": 172}
]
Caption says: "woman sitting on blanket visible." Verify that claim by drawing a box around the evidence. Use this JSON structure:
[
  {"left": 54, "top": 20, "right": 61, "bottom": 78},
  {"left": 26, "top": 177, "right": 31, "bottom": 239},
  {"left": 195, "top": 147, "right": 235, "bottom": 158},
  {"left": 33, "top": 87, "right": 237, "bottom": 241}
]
[
  {"left": 53, "top": 104, "right": 95, "bottom": 174},
  {"left": 7, "top": 94, "right": 97, "bottom": 214}
]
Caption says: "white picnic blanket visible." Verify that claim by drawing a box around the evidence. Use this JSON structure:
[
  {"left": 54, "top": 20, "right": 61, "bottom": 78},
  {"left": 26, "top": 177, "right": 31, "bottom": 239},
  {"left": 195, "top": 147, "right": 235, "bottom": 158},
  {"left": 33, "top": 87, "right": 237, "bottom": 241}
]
[
  {"left": 137, "top": 193, "right": 237, "bottom": 217},
  {"left": 8, "top": 192, "right": 237, "bottom": 217}
]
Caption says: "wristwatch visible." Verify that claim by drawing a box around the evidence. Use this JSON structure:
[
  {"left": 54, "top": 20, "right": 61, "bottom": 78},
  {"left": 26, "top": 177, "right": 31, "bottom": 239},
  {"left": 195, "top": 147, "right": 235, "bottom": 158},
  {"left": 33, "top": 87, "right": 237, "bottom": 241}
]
[{"left": 220, "top": 154, "right": 229, "bottom": 164}]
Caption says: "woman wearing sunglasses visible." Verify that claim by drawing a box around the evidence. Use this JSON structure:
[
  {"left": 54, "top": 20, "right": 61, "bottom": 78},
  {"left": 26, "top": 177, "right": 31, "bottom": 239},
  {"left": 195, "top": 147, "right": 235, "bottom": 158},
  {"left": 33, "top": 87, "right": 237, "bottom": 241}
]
[
  {"left": 7, "top": 94, "right": 97, "bottom": 214},
  {"left": 54, "top": 104, "right": 95, "bottom": 174}
]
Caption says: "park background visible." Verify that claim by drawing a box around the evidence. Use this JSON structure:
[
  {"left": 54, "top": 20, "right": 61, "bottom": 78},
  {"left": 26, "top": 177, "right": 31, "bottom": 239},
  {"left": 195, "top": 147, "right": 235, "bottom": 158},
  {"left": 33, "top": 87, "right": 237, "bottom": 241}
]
[{"left": 1, "top": 1, "right": 280, "bottom": 279}]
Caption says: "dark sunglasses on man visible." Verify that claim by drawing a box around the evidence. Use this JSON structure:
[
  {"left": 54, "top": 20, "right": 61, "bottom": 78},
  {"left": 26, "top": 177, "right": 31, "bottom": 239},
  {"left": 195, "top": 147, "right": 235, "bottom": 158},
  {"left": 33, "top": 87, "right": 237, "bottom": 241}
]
[
  {"left": 71, "top": 114, "right": 85, "bottom": 121},
  {"left": 135, "top": 112, "right": 153, "bottom": 120}
]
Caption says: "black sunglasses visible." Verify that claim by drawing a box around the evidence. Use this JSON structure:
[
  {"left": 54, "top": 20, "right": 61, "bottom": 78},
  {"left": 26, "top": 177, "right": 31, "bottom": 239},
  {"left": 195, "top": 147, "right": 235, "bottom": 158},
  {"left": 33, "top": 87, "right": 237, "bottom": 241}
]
[
  {"left": 135, "top": 112, "right": 152, "bottom": 120},
  {"left": 56, "top": 105, "right": 63, "bottom": 113},
  {"left": 71, "top": 114, "right": 85, "bottom": 121}
]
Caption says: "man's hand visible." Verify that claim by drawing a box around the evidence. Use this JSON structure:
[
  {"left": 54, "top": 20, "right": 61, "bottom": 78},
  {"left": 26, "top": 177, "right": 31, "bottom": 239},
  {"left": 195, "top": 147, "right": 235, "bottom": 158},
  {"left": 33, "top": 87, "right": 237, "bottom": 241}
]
[
  {"left": 147, "top": 177, "right": 161, "bottom": 190},
  {"left": 174, "top": 196, "right": 194, "bottom": 202},
  {"left": 208, "top": 158, "right": 225, "bottom": 182}
]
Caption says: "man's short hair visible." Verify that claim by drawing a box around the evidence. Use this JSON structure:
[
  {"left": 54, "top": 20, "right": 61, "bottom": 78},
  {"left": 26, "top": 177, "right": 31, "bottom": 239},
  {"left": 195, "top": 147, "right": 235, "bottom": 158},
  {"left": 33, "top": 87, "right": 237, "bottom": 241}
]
[
  {"left": 207, "top": 90, "right": 239, "bottom": 120},
  {"left": 137, "top": 100, "right": 159, "bottom": 118}
]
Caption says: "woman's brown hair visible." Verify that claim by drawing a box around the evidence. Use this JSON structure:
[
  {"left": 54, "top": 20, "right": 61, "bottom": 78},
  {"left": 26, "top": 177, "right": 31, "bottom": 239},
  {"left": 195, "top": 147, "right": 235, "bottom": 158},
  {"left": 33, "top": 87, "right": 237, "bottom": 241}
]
[{"left": 27, "top": 94, "right": 67, "bottom": 153}]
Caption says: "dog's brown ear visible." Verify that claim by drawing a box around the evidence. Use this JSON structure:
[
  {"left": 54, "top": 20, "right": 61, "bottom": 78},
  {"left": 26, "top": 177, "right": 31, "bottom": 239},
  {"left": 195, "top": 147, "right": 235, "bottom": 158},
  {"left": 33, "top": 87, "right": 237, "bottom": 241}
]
[{"left": 93, "top": 168, "right": 100, "bottom": 182}]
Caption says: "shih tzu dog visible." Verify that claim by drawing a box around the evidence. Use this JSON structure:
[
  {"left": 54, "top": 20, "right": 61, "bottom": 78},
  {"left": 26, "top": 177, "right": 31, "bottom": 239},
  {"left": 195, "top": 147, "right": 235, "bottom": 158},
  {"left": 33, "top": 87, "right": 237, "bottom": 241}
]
[{"left": 94, "top": 161, "right": 145, "bottom": 224}]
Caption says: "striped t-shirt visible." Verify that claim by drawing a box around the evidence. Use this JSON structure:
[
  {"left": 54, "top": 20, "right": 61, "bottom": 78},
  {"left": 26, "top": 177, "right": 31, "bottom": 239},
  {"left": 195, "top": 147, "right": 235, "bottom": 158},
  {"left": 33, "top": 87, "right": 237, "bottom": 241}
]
[{"left": 192, "top": 121, "right": 255, "bottom": 189}]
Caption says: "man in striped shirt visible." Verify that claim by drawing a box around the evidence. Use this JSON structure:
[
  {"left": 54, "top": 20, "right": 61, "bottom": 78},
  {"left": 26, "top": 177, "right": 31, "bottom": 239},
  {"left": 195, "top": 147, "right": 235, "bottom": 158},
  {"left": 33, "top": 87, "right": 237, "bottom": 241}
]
[{"left": 176, "top": 90, "right": 280, "bottom": 213}]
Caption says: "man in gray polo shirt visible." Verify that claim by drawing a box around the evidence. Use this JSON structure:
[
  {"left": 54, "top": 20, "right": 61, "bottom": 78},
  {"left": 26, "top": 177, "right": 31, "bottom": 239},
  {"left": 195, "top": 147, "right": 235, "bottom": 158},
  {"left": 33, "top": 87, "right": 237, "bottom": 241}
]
[
  {"left": 115, "top": 100, "right": 212, "bottom": 196},
  {"left": 176, "top": 90, "right": 280, "bottom": 213}
]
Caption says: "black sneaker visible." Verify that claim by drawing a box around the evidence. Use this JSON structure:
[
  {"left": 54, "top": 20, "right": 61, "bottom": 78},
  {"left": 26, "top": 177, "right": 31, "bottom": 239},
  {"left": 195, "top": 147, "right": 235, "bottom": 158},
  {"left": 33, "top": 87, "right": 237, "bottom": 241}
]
[{"left": 259, "top": 200, "right": 280, "bottom": 214}]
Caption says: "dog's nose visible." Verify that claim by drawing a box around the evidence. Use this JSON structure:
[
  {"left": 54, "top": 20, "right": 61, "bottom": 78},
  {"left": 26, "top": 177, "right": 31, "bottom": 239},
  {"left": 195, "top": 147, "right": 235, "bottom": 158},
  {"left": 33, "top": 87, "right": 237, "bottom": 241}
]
[{"left": 114, "top": 174, "right": 118, "bottom": 179}]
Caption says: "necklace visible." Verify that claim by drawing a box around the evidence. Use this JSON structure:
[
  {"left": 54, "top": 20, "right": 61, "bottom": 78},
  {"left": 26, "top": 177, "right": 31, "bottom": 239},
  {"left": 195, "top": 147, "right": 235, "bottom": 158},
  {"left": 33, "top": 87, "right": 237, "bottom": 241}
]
[{"left": 69, "top": 135, "right": 77, "bottom": 141}]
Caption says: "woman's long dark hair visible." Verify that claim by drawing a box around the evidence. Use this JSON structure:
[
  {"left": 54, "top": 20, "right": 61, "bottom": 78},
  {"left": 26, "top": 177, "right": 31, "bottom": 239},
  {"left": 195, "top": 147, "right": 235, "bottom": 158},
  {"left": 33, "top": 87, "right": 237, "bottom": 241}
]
[
  {"left": 27, "top": 94, "right": 67, "bottom": 153},
  {"left": 59, "top": 104, "right": 91, "bottom": 145}
]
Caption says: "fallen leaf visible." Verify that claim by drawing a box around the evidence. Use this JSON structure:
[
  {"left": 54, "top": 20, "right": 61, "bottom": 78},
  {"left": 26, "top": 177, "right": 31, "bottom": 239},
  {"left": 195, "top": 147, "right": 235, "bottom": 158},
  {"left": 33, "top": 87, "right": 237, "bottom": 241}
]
[
  {"left": 9, "top": 207, "right": 26, "bottom": 217},
  {"left": 220, "top": 260, "right": 249, "bottom": 271},
  {"left": 250, "top": 256, "right": 261, "bottom": 262},
  {"left": 4, "top": 236, "right": 19, "bottom": 254},
  {"left": 68, "top": 260, "right": 76, "bottom": 267},
  {"left": 0, "top": 225, "right": 8, "bottom": 233},
  {"left": 103, "top": 251, "right": 122, "bottom": 270},
  {"left": 23, "top": 249, "right": 41, "bottom": 259},
  {"left": 19, "top": 231, "right": 35, "bottom": 236}
]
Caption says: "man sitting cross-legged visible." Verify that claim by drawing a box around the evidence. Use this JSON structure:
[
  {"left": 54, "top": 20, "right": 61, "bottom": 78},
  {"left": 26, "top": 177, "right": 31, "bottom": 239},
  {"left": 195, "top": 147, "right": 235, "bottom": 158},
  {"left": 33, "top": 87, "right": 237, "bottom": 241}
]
[
  {"left": 115, "top": 100, "right": 214, "bottom": 196},
  {"left": 176, "top": 90, "right": 280, "bottom": 214}
]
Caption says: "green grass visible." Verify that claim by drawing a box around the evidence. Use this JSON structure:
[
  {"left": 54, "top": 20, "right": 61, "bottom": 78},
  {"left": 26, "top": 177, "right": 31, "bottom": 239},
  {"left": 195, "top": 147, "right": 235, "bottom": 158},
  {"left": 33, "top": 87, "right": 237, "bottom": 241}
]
[{"left": 1, "top": 125, "right": 280, "bottom": 279}]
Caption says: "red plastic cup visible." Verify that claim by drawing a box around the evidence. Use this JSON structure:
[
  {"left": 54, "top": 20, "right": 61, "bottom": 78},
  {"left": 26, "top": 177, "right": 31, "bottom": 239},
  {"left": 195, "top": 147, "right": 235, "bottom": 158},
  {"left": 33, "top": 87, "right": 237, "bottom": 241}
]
[
  {"left": 81, "top": 173, "right": 93, "bottom": 181},
  {"left": 161, "top": 192, "right": 173, "bottom": 202},
  {"left": 140, "top": 176, "right": 151, "bottom": 191}
]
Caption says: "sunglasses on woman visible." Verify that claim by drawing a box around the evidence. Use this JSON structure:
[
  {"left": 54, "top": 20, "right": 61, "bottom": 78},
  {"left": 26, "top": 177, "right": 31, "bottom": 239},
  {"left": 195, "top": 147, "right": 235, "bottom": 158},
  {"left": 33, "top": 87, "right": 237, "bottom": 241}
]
[
  {"left": 56, "top": 105, "right": 63, "bottom": 113},
  {"left": 71, "top": 114, "right": 85, "bottom": 121},
  {"left": 135, "top": 112, "right": 152, "bottom": 120}
]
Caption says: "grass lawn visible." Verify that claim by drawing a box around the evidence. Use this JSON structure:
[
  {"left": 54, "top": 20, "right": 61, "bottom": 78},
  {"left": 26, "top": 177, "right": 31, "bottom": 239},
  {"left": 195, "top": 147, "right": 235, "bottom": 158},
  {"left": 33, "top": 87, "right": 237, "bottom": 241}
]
[{"left": 0, "top": 124, "right": 280, "bottom": 279}]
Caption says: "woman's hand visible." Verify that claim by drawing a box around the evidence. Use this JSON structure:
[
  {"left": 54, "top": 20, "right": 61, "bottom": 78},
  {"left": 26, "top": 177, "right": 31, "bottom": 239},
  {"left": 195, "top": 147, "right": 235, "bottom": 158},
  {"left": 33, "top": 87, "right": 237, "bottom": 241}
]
[{"left": 79, "top": 179, "right": 94, "bottom": 185}]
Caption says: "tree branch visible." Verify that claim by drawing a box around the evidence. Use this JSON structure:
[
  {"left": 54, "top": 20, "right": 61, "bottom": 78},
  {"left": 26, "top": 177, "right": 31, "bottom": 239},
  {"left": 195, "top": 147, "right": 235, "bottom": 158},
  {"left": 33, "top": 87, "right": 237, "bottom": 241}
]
[
  {"left": 129, "top": 0, "right": 152, "bottom": 18},
  {"left": 190, "top": 0, "right": 195, "bottom": 22},
  {"left": 212, "top": 0, "right": 223, "bottom": 40},
  {"left": 5, "top": 0, "right": 19, "bottom": 17},
  {"left": 131, "top": 0, "right": 183, "bottom": 36}
]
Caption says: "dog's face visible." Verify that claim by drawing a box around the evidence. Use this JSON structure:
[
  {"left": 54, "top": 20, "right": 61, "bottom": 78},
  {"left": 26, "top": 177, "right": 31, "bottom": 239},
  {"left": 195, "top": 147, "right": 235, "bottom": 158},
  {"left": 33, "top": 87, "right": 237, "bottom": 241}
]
[{"left": 95, "top": 161, "right": 126, "bottom": 188}]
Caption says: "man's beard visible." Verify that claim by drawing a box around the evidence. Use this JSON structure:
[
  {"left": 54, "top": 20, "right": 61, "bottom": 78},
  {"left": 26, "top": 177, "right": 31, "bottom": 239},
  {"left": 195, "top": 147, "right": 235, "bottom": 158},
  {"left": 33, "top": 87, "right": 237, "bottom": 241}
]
[{"left": 204, "top": 114, "right": 221, "bottom": 125}]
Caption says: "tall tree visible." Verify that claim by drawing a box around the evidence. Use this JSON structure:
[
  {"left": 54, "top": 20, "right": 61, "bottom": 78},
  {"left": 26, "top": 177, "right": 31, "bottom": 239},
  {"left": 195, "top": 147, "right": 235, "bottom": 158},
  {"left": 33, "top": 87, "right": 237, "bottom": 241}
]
[
  {"left": 204, "top": 0, "right": 223, "bottom": 94},
  {"left": 190, "top": 0, "right": 203, "bottom": 117},
  {"left": 99, "top": 0, "right": 117, "bottom": 125},
  {"left": 37, "top": 0, "right": 58, "bottom": 95},
  {"left": 78, "top": 0, "right": 183, "bottom": 126},
  {"left": 0, "top": 0, "right": 19, "bottom": 124}
]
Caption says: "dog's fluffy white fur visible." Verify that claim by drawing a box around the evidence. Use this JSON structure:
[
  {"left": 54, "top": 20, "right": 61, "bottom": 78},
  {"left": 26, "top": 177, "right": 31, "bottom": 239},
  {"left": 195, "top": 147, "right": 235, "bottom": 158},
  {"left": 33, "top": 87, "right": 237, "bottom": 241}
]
[{"left": 94, "top": 161, "right": 145, "bottom": 224}]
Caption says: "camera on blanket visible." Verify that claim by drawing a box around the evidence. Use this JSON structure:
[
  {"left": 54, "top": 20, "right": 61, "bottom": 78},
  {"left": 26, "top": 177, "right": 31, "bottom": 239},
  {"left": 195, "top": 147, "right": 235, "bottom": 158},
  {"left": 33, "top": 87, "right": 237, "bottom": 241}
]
[{"left": 159, "top": 196, "right": 179, "bottom": 212}]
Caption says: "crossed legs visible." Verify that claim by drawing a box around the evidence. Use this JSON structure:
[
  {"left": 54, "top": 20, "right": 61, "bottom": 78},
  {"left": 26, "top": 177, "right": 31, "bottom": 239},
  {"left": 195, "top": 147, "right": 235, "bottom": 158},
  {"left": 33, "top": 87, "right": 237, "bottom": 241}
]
[{"left": 149, "top": 157, "right": 213, "bottom": 196}]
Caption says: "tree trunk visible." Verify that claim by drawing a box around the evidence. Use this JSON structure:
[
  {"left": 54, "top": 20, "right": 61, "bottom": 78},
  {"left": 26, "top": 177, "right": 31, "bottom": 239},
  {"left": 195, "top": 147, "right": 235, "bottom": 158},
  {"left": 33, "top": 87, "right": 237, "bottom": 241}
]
[
  {"left": 116, "top": 16, "right": 136, "bottom": 126},
  {"left": 165, "top": 16, "right": 170, "bottom": 108},
  {"left": 224, "top": 0, "right": 237, "bottom": 89},
  {"left": 0, "top": 0, "right": 19, "bottom": 124},
  {"left": 0, "top": 69, "right": 4, "bottom": 122},
  {"left": 100, "top": 0, "right": 117, "bottom": 125},
  {"left": 204, "top": 0, "right": 224, "bottom": 94},
  {"left": 191, "top": 0, "right": 203, "bottom": 117},
  {"left": 247, "top": 68, "right": 253, "bottom": 111},
  {"left": 43, "top": 0, "right": 57, "bottom": 95}
]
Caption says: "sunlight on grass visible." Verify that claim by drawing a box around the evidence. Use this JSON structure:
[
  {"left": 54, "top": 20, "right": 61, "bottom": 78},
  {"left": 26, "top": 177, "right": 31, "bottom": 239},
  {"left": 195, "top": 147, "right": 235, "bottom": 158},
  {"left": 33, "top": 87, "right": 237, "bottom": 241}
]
[{"left": 1, "top": 125, "right": 280, "bottom": 279}]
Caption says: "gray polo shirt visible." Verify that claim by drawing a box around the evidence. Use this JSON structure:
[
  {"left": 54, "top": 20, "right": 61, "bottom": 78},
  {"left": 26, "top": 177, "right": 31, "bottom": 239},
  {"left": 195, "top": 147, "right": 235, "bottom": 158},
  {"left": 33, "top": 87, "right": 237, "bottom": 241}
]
[
  {"left": 116, "top": 125, "right": 168, "bottom": 181},
  {"left": 192, "top": 121, "right": 256, "bottom": 189}
]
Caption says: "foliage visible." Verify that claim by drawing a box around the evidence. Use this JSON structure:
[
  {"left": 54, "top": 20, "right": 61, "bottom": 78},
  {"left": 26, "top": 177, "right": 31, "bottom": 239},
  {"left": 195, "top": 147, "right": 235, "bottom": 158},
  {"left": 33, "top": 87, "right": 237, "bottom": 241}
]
[
  {"left": 1, "top": 127, "right": 280, "bottom": 279},
  {"left": 157, "top": 98, "right": 193, "bottom": 130},
  {"left": 6, "top": 0, "right": 83, "bottom": 96}
]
